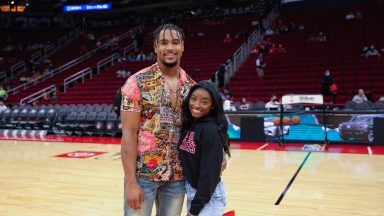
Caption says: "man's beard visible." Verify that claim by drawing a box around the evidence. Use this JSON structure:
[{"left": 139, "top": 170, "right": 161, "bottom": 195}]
[{"left": 163, "top": 60, "right": 178, "bottom": 68}]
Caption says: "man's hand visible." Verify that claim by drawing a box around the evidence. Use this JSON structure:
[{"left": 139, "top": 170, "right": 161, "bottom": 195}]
[{"left": 125, "top": 181, "right": 144, "bottom": 210}]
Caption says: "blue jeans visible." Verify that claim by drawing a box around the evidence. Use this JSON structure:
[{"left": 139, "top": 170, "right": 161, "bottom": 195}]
[
  {"left": 124, "top": 177, "right": 185, "bottom": 216},
  {"left": 185, "top": 181, "right": 227, "bottom": 216}
]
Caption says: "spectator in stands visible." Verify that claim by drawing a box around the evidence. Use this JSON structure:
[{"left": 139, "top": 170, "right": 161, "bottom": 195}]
[
  {"left": 320, "top": 70, "right": 337, "bottom": 104},
  {"left": 308, "top": 32, "right": 327, "bottom": 43},
  {"left": 361, "top": 44, "right": 381, "bottom": 58},
  {"left": 345, "top": 12, "right": 355, "bottom": 20},
  {"left": 255, "top": 54, "right": 266, "bottom": 78},
  {"left": 19, "top": 74, "right": 30, "bottom": 83},
  {"left": 113, "top": 88, "right": 122, "bottom": 117},
  {"left": 146, "top": 52, "right": 156, "bottom": 61},
  {"left": 276, "top": 44, "right": 287, "bottom": 53},
  {"left": 239, "top": 97, "right": 251, "bottom": 110},
  {"left": 0, "top": 85, "right": 8, "bottom": 101},
  {"left": 265, "top": 28, "right": 275, "bottom": 35},
  {"left": 223, "top": 33, "right": 233, "bottom": 43},
  {"left": 116, "top": 69, "right": 128, "bottom": 78},
  {"left": 127, "top": 51, "right": 136, "bottom": 62},
  {"left": 50, "top": 92, "right": 58, "bottom": 102},
  {"left": 19, "top": 101, "right": 30, "bottom": 109},
  {"left": 307, "top": 34, "right": 317, "bottom": 43},
  {"left": 352, "top": 89, "right": 368, "bottom": 103},
  {"left": 317, "top": 32, "right": 327, "bottom": 42},
  {"left": 0, "top": 100, "right": 7, "bottom": 112},
  {"left": 251, "top": 44, "right": 260, "bottom": 55},
  {"left": 223, "top": 98, "right": 237, "bottom": 112},
  {"left": 223, "top": 87, "right": 233, "bottom": 100},
  {"left": 136, "top": 51, "right": 146, "bottom": 61},
  {"left": 265, "top": 94, "right": 280, "bottom": 110},
  {"left": 42, "top": 93, "right": 50, "bottom": 102},
  {"left": 355, "top": 11, "right": 362, "bottom": 19}
]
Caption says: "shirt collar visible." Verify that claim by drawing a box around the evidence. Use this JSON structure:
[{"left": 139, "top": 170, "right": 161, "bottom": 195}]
[{"left": 152, "top": 63, "right": 190, "bottom": 86}]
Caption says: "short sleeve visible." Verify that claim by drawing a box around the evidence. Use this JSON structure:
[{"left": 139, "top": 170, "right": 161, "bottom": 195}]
[{"left": 121, "top": 75, "right": 142, "bottom": 112}]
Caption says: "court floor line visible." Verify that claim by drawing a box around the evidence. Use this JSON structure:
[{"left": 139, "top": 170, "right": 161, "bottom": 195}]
[
  {"left": 257, "top": 143, "right": 269, "bottom": 150},
  {"left": 367, "top": 146, "right": 372, "bottom": 155},
  {"left": 274, "top": 151, "right": 312, "bottom": 205}
]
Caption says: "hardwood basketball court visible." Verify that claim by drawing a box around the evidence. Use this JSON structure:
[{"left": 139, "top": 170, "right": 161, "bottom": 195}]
[{"left": 0, "top": 138, "right": 383, "bottom": 216}]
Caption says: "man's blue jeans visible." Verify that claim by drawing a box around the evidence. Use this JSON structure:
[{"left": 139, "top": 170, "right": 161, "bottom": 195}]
[
  {"left": 185, "top": 181, "right": 226, "bottom": 216},
  {"left": 124, "top": 177, "right": 185, "bottom": 216}
]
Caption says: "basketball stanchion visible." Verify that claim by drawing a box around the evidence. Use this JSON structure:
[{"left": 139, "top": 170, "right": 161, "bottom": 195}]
[{"left": 280, "top": 94, "right": 327, "bottom": 149}]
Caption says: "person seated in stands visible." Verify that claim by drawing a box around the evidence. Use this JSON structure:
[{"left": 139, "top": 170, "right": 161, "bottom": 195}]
[
  {"left": 223, "top": 33, "right": 233, "bottom": 43},
  {"left": 307, "top": 34, "right": 317, "bottom": 43},
  {"left": 116, "top": 69, "right": 128, "bottom": 78},
  {"left": 223, "top": 87, "right": 233, "bottom": 100},
  {"left": 345, "top": 11, "right": 355, "bottom": 20},
  {"left": 361, "top": 45, "right": 381, "bottom": 58},
  {"left": 265, "top": 28, "right": 274, "bottom": 35},
  {"left": 269, "top": 43, "right": 279, "bottom": 54},
  {"left": 42, "top": 93, "right": 50, "bottom": 102},
  {"left": 239, "top": 97, "right": 251, "bottom": 111},
  {"left": 126, "top": 52, "right": 136, "bottom": 62},
  {"left": 136, "top": 51, "right": 146, "bottom": 61},
  {"left": 0, "top": 100, "right": 7, "bottom": 112},
  {"left": 146, "top": 52, "right": 156, "bottom": 61},
  {"left": 355, "top": 11, "right": 362, "bottom": 19},
  {"left": 378, "top": 96, "right": 384, "bottom": 102},
  {"left": 276, "top": 44, "right": 287, "bottom": 53},
  {"left": 265, "top": 94, "right": 280, "bottom": 110},
  {"left": 50, "top": 92, "right": 59, "bottom": 102},
  {"left": 19, "top": 74, "right": 30, "bottom": 82},
  {"left": 0, "top": 86, "right": 7, "bottom": 101},
  {"left": 317, "top": 32, "right": 327, "bottom": 42},
  {"left": 352, "top": 89, "right": 368, "bottom": 103},
  {"left": 234, "top": 30, "right": 246, "bottom": 40},
  {"left": 251, "top": 43, "right": 260, "bottom": 55},
  {"left": 223, "top": 98, "right": 237, "bottom": 112}
]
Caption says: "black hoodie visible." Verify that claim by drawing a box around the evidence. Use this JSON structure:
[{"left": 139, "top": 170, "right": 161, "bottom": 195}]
[{"left": 178, "top": 115, "right": 224, "bottom": 215}]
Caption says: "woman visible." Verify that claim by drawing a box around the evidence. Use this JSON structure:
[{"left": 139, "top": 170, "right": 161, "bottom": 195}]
[{"left": 178, "top": 80, "right": 231, "bottom": 216}]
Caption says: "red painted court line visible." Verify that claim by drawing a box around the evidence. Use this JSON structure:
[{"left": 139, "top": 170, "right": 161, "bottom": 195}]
[
  {"left": 0, "top": 135, "right": 121, "bottom": 145},
  {"left": 230, "top": 142, "right": 267, "bottom": 150},
  {"left": 370, "top": 146, "right": 384, "bottom": 155}
]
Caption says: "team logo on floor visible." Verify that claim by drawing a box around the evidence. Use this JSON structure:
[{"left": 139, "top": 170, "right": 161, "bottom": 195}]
[
  {"left": 302, "top": 144, "right": 324, "bottom": 151},
  {"left": 54, "top": 151, "right": 107, "bottom": 159}
]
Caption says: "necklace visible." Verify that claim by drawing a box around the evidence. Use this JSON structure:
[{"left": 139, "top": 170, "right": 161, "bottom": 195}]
[
  {"left": 164, "top": 78, "right": 178, "bottom": 93},
  {"left": 164, "top": 73, "right": 180, "bottom": 99}
]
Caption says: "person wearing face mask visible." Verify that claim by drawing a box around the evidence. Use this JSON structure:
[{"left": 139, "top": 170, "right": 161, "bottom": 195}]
[
  {"left": 320, "top": 69, "right": 337, "bottom": 104},
  {"left": 265, "top": 94, "right": 280, "bottom": 110}
]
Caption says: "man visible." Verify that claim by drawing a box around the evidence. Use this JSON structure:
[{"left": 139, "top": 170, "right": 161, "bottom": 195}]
[
  {"left": 352, "top": 89, "right": 368, "bottom": 104},
  {"left": 255, "top": 53, "right": 266, "bottom": 78},
  {"left": 265, "top": 94, "right": 280, "bottom": 110},
  {"left": 120, "top": 23, "right": 195, "bottom": 216},
  {"left": 320, "top": 69, "right": 336, "bottom": 104}
]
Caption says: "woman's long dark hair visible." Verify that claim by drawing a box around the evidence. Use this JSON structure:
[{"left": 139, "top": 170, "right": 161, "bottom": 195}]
[{"left": 181, "top": 80, "right": 230, "bottom": 157}]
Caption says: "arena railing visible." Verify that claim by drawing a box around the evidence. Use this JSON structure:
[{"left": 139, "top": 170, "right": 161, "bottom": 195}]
[
  {"left": 19, "top": 84, "right": 56, "bottom": 105},
  {"left": 63, "top": 67, "right": 92, "bottom": 93}
]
